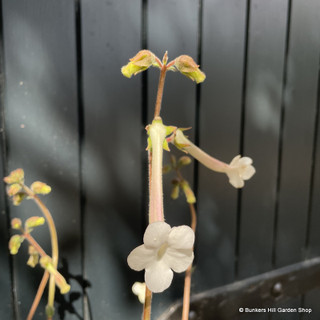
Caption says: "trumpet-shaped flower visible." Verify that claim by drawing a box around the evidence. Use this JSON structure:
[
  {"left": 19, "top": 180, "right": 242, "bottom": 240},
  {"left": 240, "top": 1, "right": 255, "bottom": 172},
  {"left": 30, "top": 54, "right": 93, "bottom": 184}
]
[
  {"left": 226, "top": 155, "right": 255, "bottom": 188},
  {"left": 172, "top": 129, "right": 255, "bottom": 188},
  {"left": 127, "top": 222, "right": 194, "bottom": 293}
]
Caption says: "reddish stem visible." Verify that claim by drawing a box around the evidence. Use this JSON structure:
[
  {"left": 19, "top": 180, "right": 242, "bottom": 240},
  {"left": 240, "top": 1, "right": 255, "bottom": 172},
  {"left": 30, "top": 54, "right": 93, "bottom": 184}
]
[
  {"left": 142, "top": 287, "right": 153, "bottom": 320},
  {"left": 153, "top": 66, "right": 167, "bottom": 119},
  {"left": 27, "top": 271, "right": 50, "bottom": 320},
  {"left": 182, "top": 203, "right": 197, "bottom": 320}
]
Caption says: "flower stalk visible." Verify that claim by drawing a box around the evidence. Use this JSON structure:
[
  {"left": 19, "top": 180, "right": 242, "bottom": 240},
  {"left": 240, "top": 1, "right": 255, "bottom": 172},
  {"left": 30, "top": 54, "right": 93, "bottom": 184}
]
[
  {"left": 21, "top": 184, "right": 59, "bottom": 319},
  {"left": 182, "top": 203, "right": 197, "bottom": 320}
]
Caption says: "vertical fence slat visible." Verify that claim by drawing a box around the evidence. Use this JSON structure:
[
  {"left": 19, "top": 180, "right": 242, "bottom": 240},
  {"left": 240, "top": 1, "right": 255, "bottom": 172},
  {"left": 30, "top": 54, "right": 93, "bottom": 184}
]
[
  {"left": 2, "top": 0, "right": 81, "bottom": 318},
  {"left": 0, "top": 0, "right": 12, "bottom": 317},
  {"left": 302, "top": 60, "right": 320, "bottom": 319},
  {"left": 272, "top": 0, "right": 320, "bottom": 318},
  {"left": 81, "top": 0, "right": 142, "bottom": 318},
  {"left": 238, "top": 0, "right": 288, "bottom": 278},
  {"left": 195, "top": 0, "right": 247, "bottom": 291},
  {"left": 147, "top": 0, "right": 199, "bottom": 316}
]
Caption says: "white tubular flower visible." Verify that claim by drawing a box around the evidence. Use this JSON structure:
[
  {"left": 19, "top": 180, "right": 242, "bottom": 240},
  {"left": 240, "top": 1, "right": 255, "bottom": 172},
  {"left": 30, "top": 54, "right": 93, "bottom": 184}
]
[
  {"left": 172, "top": 129, "right": 255, "bottom": 189},
  {"left": 226, "top": 155, "right": 255, "bottom": 188},
  {"left": 127, "top": 222, "right": 195, "bottom": 293}
]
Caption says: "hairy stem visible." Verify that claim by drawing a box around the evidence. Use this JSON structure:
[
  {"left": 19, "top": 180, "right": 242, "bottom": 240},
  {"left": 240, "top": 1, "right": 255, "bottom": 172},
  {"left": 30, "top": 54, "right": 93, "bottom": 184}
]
[
  {"left": 22, "top": 185, "right": 58, "bottom": 318},
  {"left": 153, "top": 67, "right": 167, "bottom": 118},
  {"left": 182, "top": 203, "right": 197, "bottom": 320}
]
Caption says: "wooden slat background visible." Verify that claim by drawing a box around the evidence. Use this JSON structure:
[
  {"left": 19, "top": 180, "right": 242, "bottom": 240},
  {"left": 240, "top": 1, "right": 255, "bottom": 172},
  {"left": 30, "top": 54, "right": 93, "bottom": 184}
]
[{"left": 0, "top": 0, "right": 320, "bottom": 319}]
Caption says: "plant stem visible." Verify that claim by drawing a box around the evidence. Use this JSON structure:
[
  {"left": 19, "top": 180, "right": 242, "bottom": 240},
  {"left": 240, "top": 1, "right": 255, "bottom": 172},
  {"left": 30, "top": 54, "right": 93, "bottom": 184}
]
[
  {"left": 23, "top": 232, "right": 47, "bottom": 257},
  {"left": 22, "top": 184, "right": 59, "bottom": 318},
  {"left": 142, "top": 287, "right": 152, "bottom": 320},
  {"left": 181, "top": 203, "right": 197, "bottom": 320},
  {"left": 153, "top": 66, "right": 167, "bottom": 119},
  {"left": 27, "top": 271, "right": 50, "bottom": 320}
]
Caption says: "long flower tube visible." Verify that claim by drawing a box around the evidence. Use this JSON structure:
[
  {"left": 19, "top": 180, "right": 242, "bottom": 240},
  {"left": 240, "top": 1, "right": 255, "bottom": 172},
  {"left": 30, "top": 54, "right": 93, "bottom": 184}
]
[{"left": 172, "top": 129, "right": 255, "bottom": 188}]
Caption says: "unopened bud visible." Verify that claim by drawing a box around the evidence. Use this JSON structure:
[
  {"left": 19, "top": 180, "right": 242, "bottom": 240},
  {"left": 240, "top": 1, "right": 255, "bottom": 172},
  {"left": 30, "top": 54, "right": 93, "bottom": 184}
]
[
  {"left": 11, "top": 218, "right": 22, "bottom": 230},
  {"left": 4, "top": 168, "right": 24, "bottom": 184},
  {"left": 31, "top": 181, "right": 51, "bottom": 195},
  {"left": 9, "top": 235, "right": 24, "bottom": 255},
  {"left": 40, "top": 256, "right": 71, "bottom": 294},
  {"left": 174, "top": 55, "right": 206, "bottom": 84},
  {"left": 27, "top": 245, "right": 39, "bottom": 268},
  {"left": 121, "top": 50, "right": 157, "bottom": 78},
  {"left": 171, "top": 180, "right": 180, "bottom": 200},
  {"left": 7, "top": 184, "right": 22, "bottom": 196},
  {"left": 162, "top": 164, "right": 172, "bottom": 174},
  {"left": 178, "top": 156, "right": 192, "bottom": 167},
  {"left": 181, "top": 180, "right": 196, "bottom": 204},
  {"left": 25, "top": 216, "right": 45, "bottom": 231},
  {"left": 12, "top": 193, "right": 26, "bottom": 206}
]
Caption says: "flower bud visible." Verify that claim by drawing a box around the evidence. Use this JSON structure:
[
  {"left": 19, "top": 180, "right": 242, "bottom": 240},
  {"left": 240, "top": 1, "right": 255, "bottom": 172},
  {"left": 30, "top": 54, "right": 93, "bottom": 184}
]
[
  {"left": 40, "top": 256, "right": 71, "bottom": 294},
  {"left": 27, "top": 245, "right": 39, "bottom": 268},
  {"left": 162, "top": 164, "right": 172, "bottom": 174},
  {"left": 121, "top": 50, "right": 157, "bottom": 78},
  {"left": 171, "top": 180, "right": 180, "bottom": 200},
  {"left": 31, "top": 181, "right": 51, "bottom": 195},
  {"left": 11, "top": 218, "right": 22, "bottom": 230},
  {"left": 4, "top": 168, "right": 24, "bottom": 184},
  {"left": 25, "top": 216, "right": 45, "bottom": 232},
  {"left": 174, "top": 55, "right": 206, "bottom": 84},
  {"left": 9, "top": 235, "right": 24, "bottom": 255},
  {"left": 12, "top": 193, "right": 26, "bottom": 206},
  {"left": 178, "top": 156, "right": 192, "bottom": 167},
  {"left": 181, "top": 180, "right": 196, "bottom": 204},
  {"left": 7, "top": 184, "right": 22, "bottom": 196}
]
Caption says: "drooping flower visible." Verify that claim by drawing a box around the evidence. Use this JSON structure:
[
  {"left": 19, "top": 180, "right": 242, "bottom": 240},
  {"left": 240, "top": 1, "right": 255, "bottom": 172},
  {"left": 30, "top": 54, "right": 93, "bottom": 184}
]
[
  {"left": 121, "top": 50, "right": 158, "bottom": 78},
  {"left": 174, "top": 55, "right": 206, "bottom": 83},
  {"left": 172, "top": 129, "right": 255, "bottom": 188},
  {"left": 127, "top": 222, "right": 194, "bottom": 293},
  {"left": 226, "top": 155, "right": 255, "bottom": 188}
]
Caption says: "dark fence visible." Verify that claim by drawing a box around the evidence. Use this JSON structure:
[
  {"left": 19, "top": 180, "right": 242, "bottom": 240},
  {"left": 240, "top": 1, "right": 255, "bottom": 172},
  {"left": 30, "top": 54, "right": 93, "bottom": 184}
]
[{"left": 0, "top": 0, "right": 320, "bottom": 319}]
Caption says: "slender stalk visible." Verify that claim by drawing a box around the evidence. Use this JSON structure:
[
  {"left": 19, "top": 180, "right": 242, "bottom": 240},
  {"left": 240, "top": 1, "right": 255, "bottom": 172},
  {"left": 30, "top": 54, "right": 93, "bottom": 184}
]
[
  {"left": 23, "top": 232, "right": 47, "bottom": 258},
  {"left": 153, "top": 67, "right": 167, "bottom": 118},
  {"left": 182, "top": 203, "right": 197, "bottom": 320},
  {"left": 142, "top": 287, "right": 152, "bottom": 320},
  {"left": 27, "top": 271, "right": 50, "bottom": 320},
  {"left": 148, "top": 120, "right": 166, "bottom": 223},
  {"left": 21, "top": 184, "right": 58, "bottom": 318}
]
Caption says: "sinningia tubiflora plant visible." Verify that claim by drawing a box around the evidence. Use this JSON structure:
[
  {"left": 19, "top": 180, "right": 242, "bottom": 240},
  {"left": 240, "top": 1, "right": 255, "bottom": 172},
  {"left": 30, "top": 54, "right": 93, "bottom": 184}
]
[
  {"left": 122, "top": 50, "right": 256, "bottom": 319},
  {"left": 4, "top": 169, "right": 70, "bottom": 320}
]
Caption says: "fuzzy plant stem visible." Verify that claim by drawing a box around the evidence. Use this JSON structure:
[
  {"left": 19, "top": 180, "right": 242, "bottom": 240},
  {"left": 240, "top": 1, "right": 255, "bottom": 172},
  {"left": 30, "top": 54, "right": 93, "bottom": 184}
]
[
  {"left": 153, "top": 66, "right": 167, "bottom": 118},
  {"left": 22, "top": 184, "right": 58, "bottom": 320},
  {"left": 182, "top": 203, "right": 197, "bottom": 320},
  {"left": 143, "top": 55, "right": 174, "bottom": 320}
]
